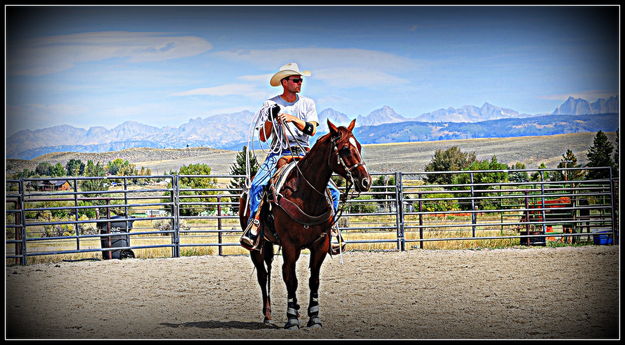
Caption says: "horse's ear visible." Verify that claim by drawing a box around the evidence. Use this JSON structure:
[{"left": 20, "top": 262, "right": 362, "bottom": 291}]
[
  {"left": 327, "top": 119, "right": 339, "bottom": 135},
  {"left": 347, "top": 119, "right": 356, "bottom": 132}
]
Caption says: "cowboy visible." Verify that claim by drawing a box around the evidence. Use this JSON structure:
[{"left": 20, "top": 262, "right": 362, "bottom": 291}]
[{"left": 240, "top": 62, "right": 341, "bottom": 250}]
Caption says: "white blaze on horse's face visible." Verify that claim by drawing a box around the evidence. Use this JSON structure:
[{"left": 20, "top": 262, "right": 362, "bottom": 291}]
[
  {"left": 349, "top": 137, "right": 367, "bottom": 172},
  {"left": 349, "top": 137, "right": 358, "bottom": 148}
]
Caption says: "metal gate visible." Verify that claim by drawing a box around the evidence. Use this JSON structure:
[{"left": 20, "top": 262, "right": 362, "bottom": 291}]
[{"left": 4, "top": 167, "right": 618, "bottom": 265}]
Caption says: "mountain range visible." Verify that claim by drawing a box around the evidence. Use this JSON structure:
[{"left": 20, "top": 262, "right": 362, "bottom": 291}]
[{"left": 6, "top": 96, "right": 619, "bottom": 160}]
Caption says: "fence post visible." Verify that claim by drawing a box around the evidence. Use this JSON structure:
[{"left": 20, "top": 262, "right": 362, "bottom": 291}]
[
  {"left": 608, "top": 167, "right": 618, "bottom": 245},
  {"left": 523, "top": 190, "right": 530, "bottom": 245},
  {"left": 106, "top": 199, "right": 112, "bottom": 260},
  {"left": 73, "top": 178, "right": 80, "bottom": 251},
  {"left": 394, "top": 172, "right": 405, "bottom": 251},
  {"left": 539, "top": 171, "right": 547, "bottom": 242},
  {"left": 217, "top": 196, "right": 223, "bottom": 256},
  {"left": 123, "top": 177, "right": 129, "bottom": 232},
  {"left": 470, "top": 172, "right": 476, "bottom": 237},
  {"left": 418, "top": 192, "right": 423, "bottom": 249},
  {"left": 172, "top": 175, "right": 181, "bottom": 258},
  {"left": 18, "top": 180, "right": 27, "bottom": 265}
]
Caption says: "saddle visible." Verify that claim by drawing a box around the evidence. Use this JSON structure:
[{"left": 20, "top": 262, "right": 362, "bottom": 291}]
[{"left": 256, "top": 156, "right": 334, "bottom": 246}]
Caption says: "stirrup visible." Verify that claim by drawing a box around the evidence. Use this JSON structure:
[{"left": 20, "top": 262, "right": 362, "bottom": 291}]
[
  {"left": 329, "top": 227, "right": 346, "bottom": 256},
  {"left": 240, "top": 218, "right": 261, "bottom": 251}
]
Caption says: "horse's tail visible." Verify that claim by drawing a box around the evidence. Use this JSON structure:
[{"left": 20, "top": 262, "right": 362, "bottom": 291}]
[{"left": 238, "top": 191, "right": 250, "bottom": 230}]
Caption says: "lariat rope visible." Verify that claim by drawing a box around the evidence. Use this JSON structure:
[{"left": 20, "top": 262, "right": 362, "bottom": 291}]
[{"left": 244, "top": 103, "right": 290, "bottom": 209}]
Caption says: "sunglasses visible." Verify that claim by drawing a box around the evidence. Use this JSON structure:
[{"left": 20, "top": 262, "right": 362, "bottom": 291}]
[{"left": 288, "top": 78, "right": 303, "bottom": 83}]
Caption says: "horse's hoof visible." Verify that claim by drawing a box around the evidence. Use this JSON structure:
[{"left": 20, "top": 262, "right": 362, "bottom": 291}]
[
  {"left": 284, "top": 319, "right": 300, "bottom": 330},
  {"left": 307, "top": 317, "right": 322, "bottom": 328}
]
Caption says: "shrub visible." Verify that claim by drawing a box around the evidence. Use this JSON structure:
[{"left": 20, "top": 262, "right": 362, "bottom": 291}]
[
  {"left": 348, "top": 195, "right": 378, "bottom": 213},
  {"left": 152, "top": 219, "right": 190, "bottom": 235},
  {"left": 414, "top": 190, "right": 460, "bottom": 212},
  {"left": 43, "top": 224, "right": 75, "bottom": 237}
]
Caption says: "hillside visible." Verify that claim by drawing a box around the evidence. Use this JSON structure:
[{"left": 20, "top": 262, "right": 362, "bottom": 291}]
[
  {"left": 5, "top": 132, "right": 617, "bottom": 177},
  {"left": 6, "top": 101, "right": 619, "bottom": 160}
]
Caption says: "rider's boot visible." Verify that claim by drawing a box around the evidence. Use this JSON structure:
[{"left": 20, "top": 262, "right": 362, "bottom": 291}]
[{"left": 240, "top": 214, "right": 261, "bottom": 251}]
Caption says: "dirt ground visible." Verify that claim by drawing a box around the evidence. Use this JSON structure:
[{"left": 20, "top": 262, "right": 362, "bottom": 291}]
[{"left": 5, "top": 245, "right": 620, "bottom": 340}]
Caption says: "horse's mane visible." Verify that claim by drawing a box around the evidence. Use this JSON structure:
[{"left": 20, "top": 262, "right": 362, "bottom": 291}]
[
  {"left": 290, "top": 127, "right": 346, "bottom": 182},
  {"left": 312, "top": 126, "right": 349, "bottom": 148}
]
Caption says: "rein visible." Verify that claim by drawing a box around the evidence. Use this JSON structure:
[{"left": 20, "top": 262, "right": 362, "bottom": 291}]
[{"left": 275, "top": 125, "right": 364, "bottom": 228}]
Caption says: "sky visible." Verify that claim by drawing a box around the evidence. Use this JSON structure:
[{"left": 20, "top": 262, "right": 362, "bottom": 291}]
[{"left": 5, "top": 5, "right": 620, "bottom": 136}]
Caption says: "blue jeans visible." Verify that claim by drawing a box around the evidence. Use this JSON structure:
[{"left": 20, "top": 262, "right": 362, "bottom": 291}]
[{"left": 249, "top": 150, "right": 340, "bottom": 222}]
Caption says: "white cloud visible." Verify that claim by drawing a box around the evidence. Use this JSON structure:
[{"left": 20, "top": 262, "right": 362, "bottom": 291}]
[
  {"left": 315, "top": 67, "right": 410, "bottom": 88},
  {"left": 172, "top": 83, "right": 252, "bottom": 96},
  {"left": 214, "top": 47, "right": 420, "bottom": 72},
  {"left": 171, "top": 83, "right": 272, "bottom": 100},
  {"left": 237, "top": 74, "right": 272, "bottom": 82},
  {"left": 8, "top": 31, "right": 213, "bottom": 76},
  {"left": 214, "top": 47, "right": 419, "bottom": 90}
]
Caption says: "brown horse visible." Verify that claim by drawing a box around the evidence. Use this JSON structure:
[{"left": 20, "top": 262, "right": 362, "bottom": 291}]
[{"left": 238, "top": 118, "right": 371, "bottom": 329}]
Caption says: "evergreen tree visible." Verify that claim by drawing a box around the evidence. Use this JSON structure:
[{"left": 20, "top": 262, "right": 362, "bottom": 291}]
[
  {"left": 228, "top": 146, "right": 259, "bottom": 194},
  {"left": 552, "top": 149, "right": 585, "bottom": 182},
  {"left": 79, "top": 160, "right": 109, "bottom": 217},
  {"left": 586, "top": 130, "right": 615, "bottom": 179},
  {"left": 13, "top": 169, "right": 35, "bottom": 179},
  {"left": 227, "top": 146, "right": 259, "bottom": 214},
  {"left": 66, "top": 159, "right": 85, "bottom": 176},
  {"left": 81, "top": 160, "right": 108, "bottom": 191},
  {"left": 35, "top": 162, "right": 53, "bottom": 176},
  {"left": 106, "top": 158, "right": 137, "bottom": 176},
  {"left": 50, "top": 162, "right": 66, "bottom": 177},
  {"left": 508, "top": 162, "right": 529, "bottom": 183},
  {"left": 530, "top": 163, "right": 554, "bottom": 182}
]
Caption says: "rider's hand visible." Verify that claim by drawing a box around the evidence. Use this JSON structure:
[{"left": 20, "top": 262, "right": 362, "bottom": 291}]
[
  {"left": 269, "top": 104, "right": 280, "bottom": 120},
  {"left": 277, "top": 113, "right": 294, "bottom": 124}
]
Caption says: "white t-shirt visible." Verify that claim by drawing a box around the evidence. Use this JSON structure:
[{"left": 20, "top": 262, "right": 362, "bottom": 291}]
[{"left": 260, "top": 95, "right": 319, "bottom": 148}]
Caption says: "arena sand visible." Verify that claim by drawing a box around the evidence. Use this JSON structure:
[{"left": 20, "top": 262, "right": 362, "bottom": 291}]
[{"left": 5, "top": 246, "right": 619, "bottom": 340}]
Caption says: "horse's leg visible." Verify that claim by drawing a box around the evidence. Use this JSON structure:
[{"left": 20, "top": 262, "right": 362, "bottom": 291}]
[
  {"left": 307, "top": 235, "right": 329, "bottom": 328},
  {"left": 282, "top": 244, "right": 302, "bottom": 330},
  {"left": 251, "top": 243, "right": 272, "bottom": 324},
  {"left": 263, "top": 241, "right": 274, "bottom": 324}
]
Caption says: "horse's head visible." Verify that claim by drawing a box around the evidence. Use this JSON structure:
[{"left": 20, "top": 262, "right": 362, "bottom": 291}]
[{"left": 327, "top": 119, "right": 372, "bottom": 192}]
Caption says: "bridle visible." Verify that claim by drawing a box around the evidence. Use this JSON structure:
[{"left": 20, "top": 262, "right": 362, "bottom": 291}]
[
  {"left": 325, "top": 133, "right": 370, "bottom": 227},
  {"left": 280, "top": 124, "right": 368, "bottom": 228},
  {"left": 329, "top": 134, "right": 367, "bottom": 191}
]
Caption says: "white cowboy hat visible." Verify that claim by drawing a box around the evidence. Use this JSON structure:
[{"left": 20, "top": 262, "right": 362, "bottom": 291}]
[{"left": 269, "top": 62, "right": 311, "bottom": 87}]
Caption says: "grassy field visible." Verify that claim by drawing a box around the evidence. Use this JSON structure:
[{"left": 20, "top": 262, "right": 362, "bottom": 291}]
[
  {"left": 359, "top": 132, "right": 617, "bottom": 173},
  {"left": 6, "top": 132, "right": 617, "bottom": 176}
]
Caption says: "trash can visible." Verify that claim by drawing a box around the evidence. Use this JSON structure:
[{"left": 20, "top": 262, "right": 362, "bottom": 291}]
[{"left": 97, "top": 215, "right": 135, "bottom": 260}]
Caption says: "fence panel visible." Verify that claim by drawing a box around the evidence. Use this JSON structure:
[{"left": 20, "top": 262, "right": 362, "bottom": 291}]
[{"left": 4, "top": 167, "right": 618, "bottom": 264}]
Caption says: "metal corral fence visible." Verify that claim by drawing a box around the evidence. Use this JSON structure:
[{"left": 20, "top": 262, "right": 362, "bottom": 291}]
[{"left": 4, "top": 167, "right": 619, "bottom": 265}]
